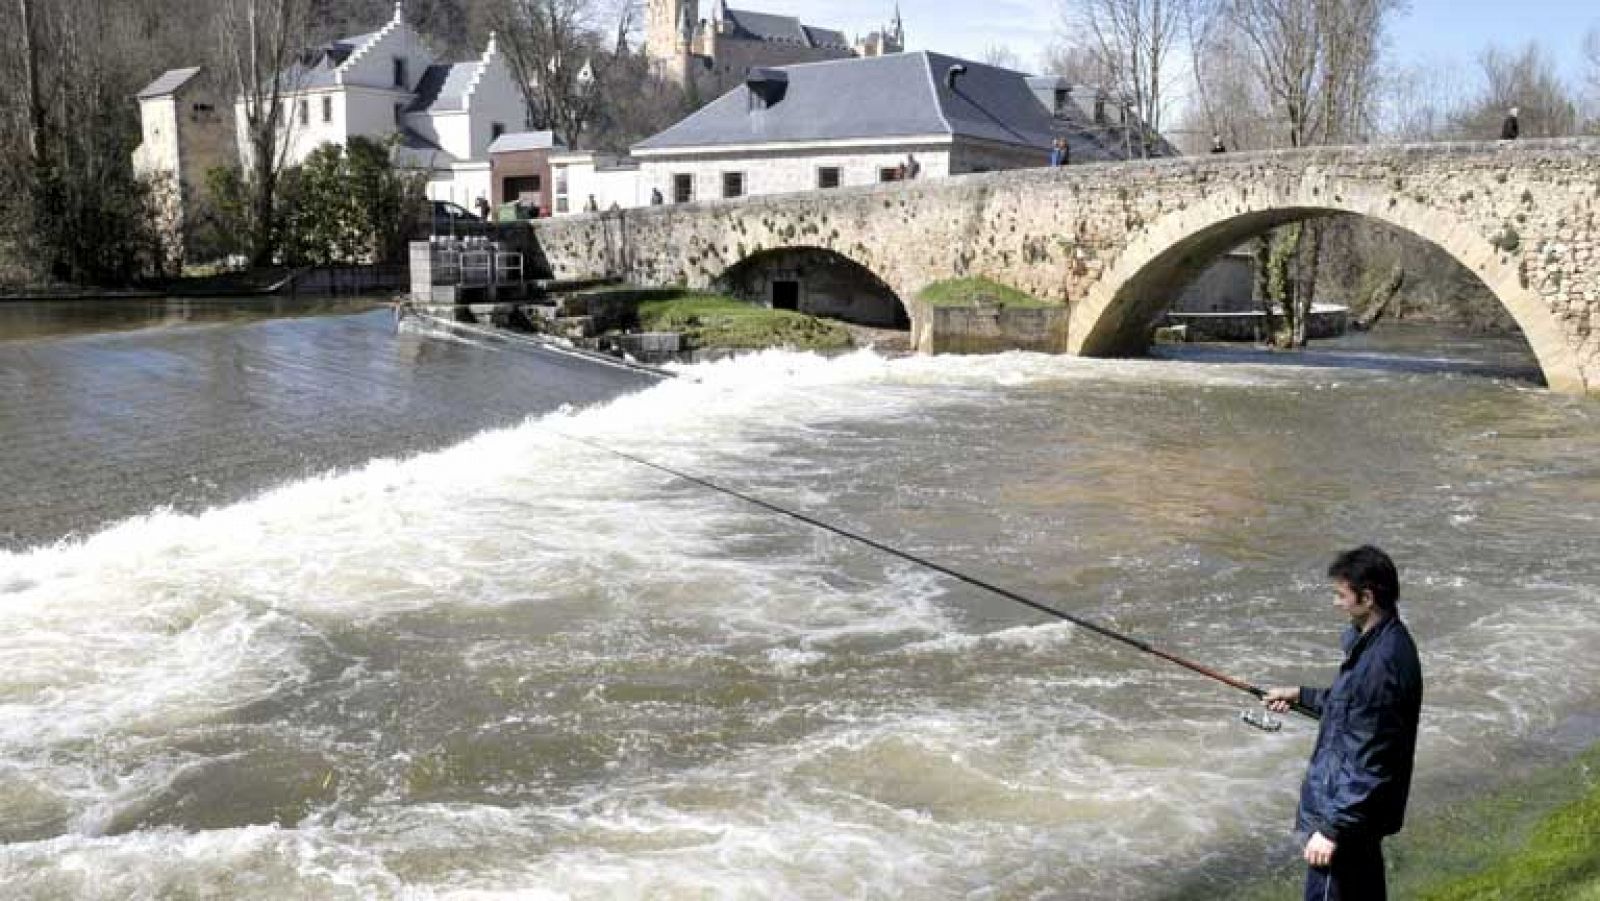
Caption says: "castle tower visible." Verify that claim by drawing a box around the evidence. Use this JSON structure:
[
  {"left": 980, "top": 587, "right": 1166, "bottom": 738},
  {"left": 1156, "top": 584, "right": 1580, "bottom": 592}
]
[{"left": 645, "top": 0, "right": 699, "bottom": 85}]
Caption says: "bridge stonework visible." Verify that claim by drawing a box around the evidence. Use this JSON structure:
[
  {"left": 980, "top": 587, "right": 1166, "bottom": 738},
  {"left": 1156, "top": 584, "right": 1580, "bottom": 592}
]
[{"left": 529, "top": 139, "right": 1600, "bottom": 395}]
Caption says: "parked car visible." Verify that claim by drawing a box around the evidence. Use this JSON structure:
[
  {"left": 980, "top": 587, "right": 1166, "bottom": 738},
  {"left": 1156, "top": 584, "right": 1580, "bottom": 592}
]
[{"left": 430, "top": 200, "right": 483, "bottom": 235}]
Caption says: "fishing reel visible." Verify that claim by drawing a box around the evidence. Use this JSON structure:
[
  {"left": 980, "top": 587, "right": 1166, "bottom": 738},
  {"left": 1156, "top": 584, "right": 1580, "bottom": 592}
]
[{"left": 1240, "top": 709, "right": 1284, "bottom": 732}]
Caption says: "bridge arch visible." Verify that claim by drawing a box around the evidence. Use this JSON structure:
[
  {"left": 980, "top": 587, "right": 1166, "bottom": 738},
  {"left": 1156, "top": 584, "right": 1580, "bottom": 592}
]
[
  {"left": 1068, "top": 180, "right": 1586, "bottom": 393},
  {"left": 714, "top": 245, "right": 911, "bottom": 329}
]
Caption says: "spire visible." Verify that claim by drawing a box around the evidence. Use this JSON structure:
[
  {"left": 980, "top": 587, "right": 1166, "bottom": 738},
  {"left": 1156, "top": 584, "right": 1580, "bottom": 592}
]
[
  {"left": 393, "top": 0, "right": 404, "bottom": 24},
  {"left": 890, "top": 2, "right": 904, "bottom": 45},
  {"left": 486, "top": 30, "right": 498, "bottom": 57}
]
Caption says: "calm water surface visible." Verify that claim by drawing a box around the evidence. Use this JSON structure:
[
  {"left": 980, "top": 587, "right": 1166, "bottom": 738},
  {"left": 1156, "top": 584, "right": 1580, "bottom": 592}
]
[{"left": 0, "top": 307, "right": 1596, "bottom": 898}]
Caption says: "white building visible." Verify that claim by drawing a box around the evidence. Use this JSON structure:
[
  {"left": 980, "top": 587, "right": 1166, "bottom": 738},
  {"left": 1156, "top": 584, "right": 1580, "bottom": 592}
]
[
  {"left": 132, "top": 67, "right": 235, "bottom": 267},
  {"left": 550, "top": 52, "right": 1168, "bottom": 217},
  {"left": 236, "top": 2, "right": 527, "bottom": 209}
]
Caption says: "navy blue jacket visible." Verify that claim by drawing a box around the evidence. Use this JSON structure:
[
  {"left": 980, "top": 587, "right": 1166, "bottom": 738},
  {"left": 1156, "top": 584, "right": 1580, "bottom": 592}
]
[{"left": 1296, "top": 615, "right": 1423, "bottom": 844}]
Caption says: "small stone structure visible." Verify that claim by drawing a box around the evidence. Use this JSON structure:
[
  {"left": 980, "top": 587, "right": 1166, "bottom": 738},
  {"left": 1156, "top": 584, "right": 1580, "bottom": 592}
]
[
  {"left": 409, "top": 236, "right": 529, "bottom": 304},
  {"left": 525, "top": 139, "right": 1600, "bottom": 396},
  {"left": 909, "top": 299, "right": 1069, "bottom": 354}
]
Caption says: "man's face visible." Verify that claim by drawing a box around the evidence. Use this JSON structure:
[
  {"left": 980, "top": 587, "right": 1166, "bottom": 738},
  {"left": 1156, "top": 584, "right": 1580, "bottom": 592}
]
[{"left": 1332, "top": 579, "right": 1377, "bottom": 627}]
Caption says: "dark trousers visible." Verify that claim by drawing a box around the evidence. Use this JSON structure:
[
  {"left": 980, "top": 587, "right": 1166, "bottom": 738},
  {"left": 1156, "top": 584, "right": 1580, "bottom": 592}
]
[{"left": 1304, "top": 839, "right": 1385, "bottom": 901}]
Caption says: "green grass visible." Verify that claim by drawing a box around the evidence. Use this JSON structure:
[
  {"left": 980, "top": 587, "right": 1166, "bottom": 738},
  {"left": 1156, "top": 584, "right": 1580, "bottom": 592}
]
[
  {"left": 1412, "top": 749, "right": 1600, "bottom": 900},
  {"left": 917, "top": 276, "right": 1056, "bottom": 308},
  {"left": 1215, "top": 743, "right": 1600, "bottom": 901},
  {"left": 636, "top": 293, "right": 852, "bottom": 351}
]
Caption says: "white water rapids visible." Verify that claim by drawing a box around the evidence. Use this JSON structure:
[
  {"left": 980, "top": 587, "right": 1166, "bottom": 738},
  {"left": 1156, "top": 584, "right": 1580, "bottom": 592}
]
[{"left": 2, "top": 346, "right": 1598, "bottom": 898}]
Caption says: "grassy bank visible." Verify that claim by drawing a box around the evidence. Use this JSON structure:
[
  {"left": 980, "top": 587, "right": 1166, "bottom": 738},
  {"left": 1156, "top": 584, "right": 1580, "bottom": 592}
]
[
  {"left": 636, "top": 293, "right": 852, "bottom": 352},
  {"left": 1221, "top": 742, "right": 1600, "bottom": 900},
  {"left": 917, "top": 276, "right": 1056, "bottom": 309}
]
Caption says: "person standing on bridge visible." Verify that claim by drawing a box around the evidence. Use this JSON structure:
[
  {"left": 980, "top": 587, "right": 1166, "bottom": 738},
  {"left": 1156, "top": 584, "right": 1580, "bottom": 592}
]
[
  {"left": 1501, "top": 106, "right": 1520, "bottom": 140},
  {"left": 1264, "top": 545, "right": 1424, "bottom": 901}
]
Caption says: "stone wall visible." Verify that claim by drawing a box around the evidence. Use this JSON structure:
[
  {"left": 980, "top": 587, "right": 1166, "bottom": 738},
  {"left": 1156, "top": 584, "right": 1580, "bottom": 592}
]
[
  {"left": 910, "top": 300, "right": 1070, "bottom": 354},
  {"left": 526, "top": 139, "right": 1600, "bottom": 396}
]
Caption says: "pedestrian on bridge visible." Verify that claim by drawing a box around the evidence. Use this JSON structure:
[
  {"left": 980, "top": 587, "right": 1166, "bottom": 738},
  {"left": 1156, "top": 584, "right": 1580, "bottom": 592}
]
[
  {"left": 1264, "top": 545, "right": 1424, "bottom": 901},
  {"left": 1501, "top": 107, "right": 1520, "bottom": 140}
]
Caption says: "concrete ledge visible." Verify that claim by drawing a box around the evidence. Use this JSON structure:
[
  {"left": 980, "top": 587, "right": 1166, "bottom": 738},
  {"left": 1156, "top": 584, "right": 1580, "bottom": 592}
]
[{"left": 910, "top": 298, "right": 1070, "bottom": 354}]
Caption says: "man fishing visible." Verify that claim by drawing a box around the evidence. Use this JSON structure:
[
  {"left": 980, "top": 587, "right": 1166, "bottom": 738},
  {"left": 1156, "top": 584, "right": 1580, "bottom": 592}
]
[{"left": 1265, "top": 545, "right": 1424, "bottom": 901}]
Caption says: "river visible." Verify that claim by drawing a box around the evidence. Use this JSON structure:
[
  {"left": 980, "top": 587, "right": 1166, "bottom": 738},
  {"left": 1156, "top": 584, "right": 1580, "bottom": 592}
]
[{"left": 1, "top": 303, "right": 1597, "bottom": 898}]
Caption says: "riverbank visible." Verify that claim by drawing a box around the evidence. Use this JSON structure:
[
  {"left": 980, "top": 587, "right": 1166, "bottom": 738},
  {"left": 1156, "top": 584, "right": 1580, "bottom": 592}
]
[
  {"left": 1197, "top": 736, "right": 1600, "bottom": 899},
  {"left": 636, "top": 294, "right": 853, "bottom": 352}
]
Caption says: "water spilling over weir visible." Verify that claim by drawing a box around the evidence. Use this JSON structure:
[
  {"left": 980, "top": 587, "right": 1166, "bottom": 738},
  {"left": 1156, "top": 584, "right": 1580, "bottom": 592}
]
[{"left": 2, "top": 309, "right": 1598, "bottom": 898}]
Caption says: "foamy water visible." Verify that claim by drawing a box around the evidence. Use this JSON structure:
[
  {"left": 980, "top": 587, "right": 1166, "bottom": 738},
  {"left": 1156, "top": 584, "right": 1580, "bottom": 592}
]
[{"left": 2, "top": 347, "right": 1598, "bottom": 898}]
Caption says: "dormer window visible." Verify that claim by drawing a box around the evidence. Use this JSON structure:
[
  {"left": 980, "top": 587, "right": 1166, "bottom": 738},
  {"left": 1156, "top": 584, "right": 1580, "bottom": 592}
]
[
  {"left": 1054, "top": 89, "right": 1069, "bottom": 117},
  {"left": 393, "top": 57, "right": 407, "bottom": 88}
]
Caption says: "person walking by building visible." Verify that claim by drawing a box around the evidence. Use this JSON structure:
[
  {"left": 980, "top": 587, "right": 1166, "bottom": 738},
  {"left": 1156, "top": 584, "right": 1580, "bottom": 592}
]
[
  {"left": 1501, "top": 106, "right": 1520, "bottom": 140},
  {"left": 1210, "top": 133, "right": 1227, "bottom": 154},
  {"left": 474, "top": 195, "right": 491, "bottom": 221},
  {"left": 904, "top": 153, "right": 921, "bottom": 180},
  {"left": 1264, "top": 545, "right": 1424, "bottom": 901},
  {"left": 1049, "top": 137, "right": 1070, "bottom": 167}
]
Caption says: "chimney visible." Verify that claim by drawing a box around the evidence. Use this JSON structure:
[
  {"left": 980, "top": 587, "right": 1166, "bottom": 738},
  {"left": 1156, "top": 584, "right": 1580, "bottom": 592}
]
[
  {"left": 945, "top": 64, "right": 967, "bottom": 91},
  {"left": 746, "top": 68, "right": 789, "bottom": 109}
]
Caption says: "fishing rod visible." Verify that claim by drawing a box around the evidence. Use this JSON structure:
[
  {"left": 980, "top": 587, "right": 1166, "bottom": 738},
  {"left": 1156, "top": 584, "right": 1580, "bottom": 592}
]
[{"left": 555, "top": 431, "right": 1319, "bottom": 731}]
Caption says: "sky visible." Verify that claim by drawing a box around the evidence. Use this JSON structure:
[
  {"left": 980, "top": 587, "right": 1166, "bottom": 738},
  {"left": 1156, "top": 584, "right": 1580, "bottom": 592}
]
[{"left": 742, "top": 0, "right": 1598, "bottom": 85}]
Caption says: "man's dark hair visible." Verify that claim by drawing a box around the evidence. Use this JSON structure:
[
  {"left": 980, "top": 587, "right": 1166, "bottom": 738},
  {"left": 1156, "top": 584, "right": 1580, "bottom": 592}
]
[{"left": 1328, "top": 545, "right": 1400, "bottom": 610}]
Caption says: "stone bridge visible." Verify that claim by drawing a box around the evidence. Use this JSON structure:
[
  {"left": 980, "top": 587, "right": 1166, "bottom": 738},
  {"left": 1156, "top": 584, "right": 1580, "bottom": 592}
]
[{"left": 528, "top": 139, "right": 1600, "bottom": 396}]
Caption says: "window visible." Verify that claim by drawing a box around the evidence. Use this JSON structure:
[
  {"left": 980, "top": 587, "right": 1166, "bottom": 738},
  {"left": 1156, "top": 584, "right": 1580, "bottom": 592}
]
[
  {"left": 321, "top": 95, "right": 333, "bottom": 123},
  {"left": 673, "top": 173, "right": 693, "bottom": 204},
  {"left": 879, "top": 167, "right": 902, "bottom": 183},
  {"left": 1093, "top": 97, "right": 1106, "bottom": 124},
  {"left": 393, "top": 103, "right": 404, "bottom": 127},
  {"left": 553, "top": 166, "right": 569, "bottom": 213},
  {"left": 393, "top": 57, "right": 408, "bottom": 88},
  {"left": 1054, "top": 88, "right": 1070, "bottom": 117},
  {"left": 298, "top": 98, "right": 308, "bottom": 125},
  {"left": 722, "top": 171, "right": 745, "bottom": 199},
  {"left": 817, "top": 166, "right": 841, "bottom": 189}
]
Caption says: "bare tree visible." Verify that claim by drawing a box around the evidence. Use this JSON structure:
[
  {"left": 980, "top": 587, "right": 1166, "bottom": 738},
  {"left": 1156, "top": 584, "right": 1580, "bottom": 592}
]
[
  {"left": 1058, "top": 0, "right": 1187, "bottom": 156},
  {"left": 215, "top": 0, "right": 311, "bottom": 266},
  {"left": 1043, "top": 39, "right": 1111, "bottom": 86},
  {"left": 492, "top": 0, "right": 606, "bottom": 149},
  {"left": 983, "top": 44, "right": 1026, "bottom": 71},
  {"left": 1181, "top": 0, "right": 1273, "bottom": 152},
  {"left": 18, "top": 0, "right": 46, "bottom": 164},
  {"left": 1379, "top": 59, "right": 1469, "bottom": 143},
  {"left": 1449, "top": 42, "right": 1580, "bottom": 139},
  {"left": 1584, "top": 28, "right": 1600, "bottom": 133},
  {"left": 1211, "top": 0, "right": 1402, "bottom": 346}
]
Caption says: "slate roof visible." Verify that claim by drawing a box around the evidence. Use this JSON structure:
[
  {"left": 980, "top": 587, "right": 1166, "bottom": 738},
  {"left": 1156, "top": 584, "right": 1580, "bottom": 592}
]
[
  {"left": 488, "top": 131, "right": 563, "bottom": 153},
  {"left": 802, "top": 26, "right": 851, "bottom": 51},
  {"left": 267, "top": 29, "right": 381, "bottom": 93},
  {"left": 137, "top": 67, "right": 202, "bottom": 100},
  {"left": 722, "top": 9, "right": 810, "bottom": 45},
  {"left": 406, "top": 63, "right": 479, "bottom": 112},
  {"left": 634, "top": 52, "right": 1057, "bottom": 152}
]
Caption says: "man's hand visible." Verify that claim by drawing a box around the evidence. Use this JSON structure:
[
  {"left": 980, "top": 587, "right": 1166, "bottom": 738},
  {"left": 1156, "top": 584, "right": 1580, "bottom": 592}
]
[
  {"left": 1303, "top": 831, "right": 1336, "bottom": 868},
  {"left": 1264, "top": 686, "right": 1300, "bottom": 714}
]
